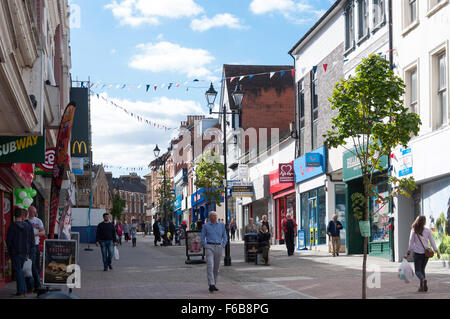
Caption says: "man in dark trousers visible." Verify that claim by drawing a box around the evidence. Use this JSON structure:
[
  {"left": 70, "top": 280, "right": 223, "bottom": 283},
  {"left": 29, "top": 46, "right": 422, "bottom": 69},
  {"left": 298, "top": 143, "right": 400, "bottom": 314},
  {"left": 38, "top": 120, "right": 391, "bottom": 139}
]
[
  {"left": 327, "top": 214, "right": 343, "bottom": 257},
  {"left": 169, "top": 221, "right": 176, "bottom": 244},
  {"left": 281, "top": 213, "right": 297, "bottom": 256},
  {"left": 6, "top": 208, "right": 33, "bottom": 297},
  {"left": 153, "top": 220, "right": 161, "bottom": 246},
  {"left": 96, "top": 213, "right": 117, "bottom": 271}
]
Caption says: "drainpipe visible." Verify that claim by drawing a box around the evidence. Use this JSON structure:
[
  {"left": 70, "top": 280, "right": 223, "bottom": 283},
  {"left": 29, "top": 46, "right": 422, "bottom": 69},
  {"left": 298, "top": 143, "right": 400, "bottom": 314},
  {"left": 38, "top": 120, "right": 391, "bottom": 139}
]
[
  {"left": 289, "top": 52, "right": 298, "bottom": 159},
  {"left": 388, "top": 0, "right": 395, "bottom": 262}
]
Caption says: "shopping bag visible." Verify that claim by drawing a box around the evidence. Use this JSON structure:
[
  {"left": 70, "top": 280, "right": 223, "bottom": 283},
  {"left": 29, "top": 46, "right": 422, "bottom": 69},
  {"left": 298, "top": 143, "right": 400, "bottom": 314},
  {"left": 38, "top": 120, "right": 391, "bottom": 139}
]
[
  {"left": 23, "top": 258, "right": 33, "bottom": 278},
  {"left": 114, "top": 246, "right": 120, "bottom": 260},
  {"left": 398, "top": 258, "right": 414, "bottom": 283}
]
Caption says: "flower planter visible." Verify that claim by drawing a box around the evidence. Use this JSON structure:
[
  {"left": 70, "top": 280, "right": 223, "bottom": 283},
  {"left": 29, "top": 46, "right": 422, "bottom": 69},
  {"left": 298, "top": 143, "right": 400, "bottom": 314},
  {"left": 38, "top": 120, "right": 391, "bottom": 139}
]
[{"left": 359, "top": 221, "right": 371, "bottom": 237}]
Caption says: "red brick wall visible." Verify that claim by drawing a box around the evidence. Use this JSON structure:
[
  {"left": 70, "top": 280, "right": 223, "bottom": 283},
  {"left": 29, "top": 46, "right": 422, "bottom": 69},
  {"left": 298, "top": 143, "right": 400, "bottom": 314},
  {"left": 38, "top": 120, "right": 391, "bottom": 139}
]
[{"left": 241, "top": 87, "right": 294, "bottom": 150}]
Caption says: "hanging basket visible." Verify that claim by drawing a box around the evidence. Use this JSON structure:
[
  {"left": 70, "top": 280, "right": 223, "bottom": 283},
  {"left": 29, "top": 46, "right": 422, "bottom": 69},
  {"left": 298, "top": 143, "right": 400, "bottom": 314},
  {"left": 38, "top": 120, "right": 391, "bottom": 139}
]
[{"left": 359, "top": 221, "right": 371, "bottom": 237}]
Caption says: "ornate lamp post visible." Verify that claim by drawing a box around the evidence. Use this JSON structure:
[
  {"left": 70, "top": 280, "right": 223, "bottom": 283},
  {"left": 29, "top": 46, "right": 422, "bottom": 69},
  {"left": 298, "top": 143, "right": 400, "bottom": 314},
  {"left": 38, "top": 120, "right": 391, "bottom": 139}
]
[{"left": 206, "top": 82, "right": 244, "bottom": 266}]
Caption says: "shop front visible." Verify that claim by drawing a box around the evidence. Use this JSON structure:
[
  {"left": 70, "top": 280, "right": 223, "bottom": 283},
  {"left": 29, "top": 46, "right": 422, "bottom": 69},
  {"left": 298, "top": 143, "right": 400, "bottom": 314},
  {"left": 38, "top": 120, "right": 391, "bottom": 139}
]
[
  {"left": 294, "top": 147, "right": 328, "bottom": 250},
  {"left": 343, "top": 149, "right": 391, "bottom": 259},
  {"left": 191, "top": 187, "right": 223, "bottom": 223},
  {"left": 270, "top": 163, "right": 296, "bottom": 244},
  {"left": 174, "top": 194, "right": 182, "bottom": 227}
]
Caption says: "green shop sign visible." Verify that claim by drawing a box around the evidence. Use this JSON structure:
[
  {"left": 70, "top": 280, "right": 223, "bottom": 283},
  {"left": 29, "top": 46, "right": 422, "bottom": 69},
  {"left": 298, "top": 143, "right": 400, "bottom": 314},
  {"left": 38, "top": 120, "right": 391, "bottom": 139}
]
[
  {"left": 343, "top": 149, "right": 388, "bottom": 182},
  {"left": 0, "top": 134, "right": 45, "bottom": 163}
]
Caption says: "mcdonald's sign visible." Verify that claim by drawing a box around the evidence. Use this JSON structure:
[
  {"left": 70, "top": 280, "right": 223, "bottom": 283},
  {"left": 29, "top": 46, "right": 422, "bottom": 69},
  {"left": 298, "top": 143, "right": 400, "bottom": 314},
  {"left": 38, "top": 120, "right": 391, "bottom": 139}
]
[
  {"left": 70, "top": 88, "right": 90, "bottom": 158},
  {"left": 72, "top": 141, "right": 88, "bottom": 156}
]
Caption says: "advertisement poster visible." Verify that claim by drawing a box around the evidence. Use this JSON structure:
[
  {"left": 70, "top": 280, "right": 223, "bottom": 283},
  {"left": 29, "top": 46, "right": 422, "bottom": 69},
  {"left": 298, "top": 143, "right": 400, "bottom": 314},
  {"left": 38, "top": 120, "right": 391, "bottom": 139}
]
[
  {"left": 186, "top": 231, "right": 203, "bottom": 256},
  {"left": 49, "top": 103, "right": 76, "bottom": 239},
  {"left": 43, "top": 240, "right": 77, "bottom": 286}
]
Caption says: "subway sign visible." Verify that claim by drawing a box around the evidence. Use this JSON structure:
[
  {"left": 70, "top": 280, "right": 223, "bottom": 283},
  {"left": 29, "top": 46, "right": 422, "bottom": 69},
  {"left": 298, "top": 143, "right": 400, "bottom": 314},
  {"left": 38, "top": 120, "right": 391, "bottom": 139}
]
[{"left": 0, "top": 134, "right": 45, "bottom": 163}]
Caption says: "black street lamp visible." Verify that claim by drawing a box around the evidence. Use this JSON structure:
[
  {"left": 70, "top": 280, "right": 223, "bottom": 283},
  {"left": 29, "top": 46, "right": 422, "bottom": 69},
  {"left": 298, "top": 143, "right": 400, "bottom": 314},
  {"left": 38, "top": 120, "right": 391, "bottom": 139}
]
[{"left": 206, "top": 82, "right": 244, "bottom": 267}]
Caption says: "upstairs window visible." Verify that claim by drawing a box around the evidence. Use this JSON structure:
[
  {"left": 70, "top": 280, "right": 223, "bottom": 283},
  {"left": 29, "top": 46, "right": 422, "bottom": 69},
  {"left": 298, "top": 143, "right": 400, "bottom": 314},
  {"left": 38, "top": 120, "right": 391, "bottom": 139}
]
[
  {"left": 345, "top": 1, "right": 355, "bottom": 52},
  {"left": 373, "top": 0, "right": 386, "bottom": 28},
  {"left": 358, "top": 0, "right": 369, "bottom": 40},
  {"left": 311, "top": 71, "right": 319, "bottom": 150},
  {"left": 298, "top": 80, "right": 305, "bottom": 156}
]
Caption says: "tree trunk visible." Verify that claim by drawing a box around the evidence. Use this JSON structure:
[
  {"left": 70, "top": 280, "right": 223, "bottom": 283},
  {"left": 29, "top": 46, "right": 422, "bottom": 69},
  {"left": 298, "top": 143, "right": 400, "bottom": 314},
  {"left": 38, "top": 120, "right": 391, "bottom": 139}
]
[{"left": 362, "top": 183, "right": 369, "bottom": 299}]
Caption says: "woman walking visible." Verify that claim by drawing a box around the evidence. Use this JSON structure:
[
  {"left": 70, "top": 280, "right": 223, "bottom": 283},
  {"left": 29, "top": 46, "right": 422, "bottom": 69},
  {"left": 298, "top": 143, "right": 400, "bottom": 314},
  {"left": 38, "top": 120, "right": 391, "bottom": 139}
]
[
  {"left": 230, "top": 219, "right": 237, "bottom": 241},
  {"left": 404, "top": 215, "right": 440, "bottom": 292},
  {"left": 153, "top": 221, "right": 161, "bottom": 246}
]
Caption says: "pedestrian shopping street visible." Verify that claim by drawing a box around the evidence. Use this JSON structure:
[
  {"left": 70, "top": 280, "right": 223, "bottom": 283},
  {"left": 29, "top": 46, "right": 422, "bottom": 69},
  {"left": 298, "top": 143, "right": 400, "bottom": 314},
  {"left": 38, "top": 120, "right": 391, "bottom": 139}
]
[{"left": 1, "top": 235, "right": 448, "bottom": 299}]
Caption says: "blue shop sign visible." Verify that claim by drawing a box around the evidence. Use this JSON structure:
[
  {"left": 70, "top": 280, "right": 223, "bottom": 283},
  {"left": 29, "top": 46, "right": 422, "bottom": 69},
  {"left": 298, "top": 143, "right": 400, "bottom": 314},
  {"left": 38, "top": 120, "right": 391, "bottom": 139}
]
[
  {"left": 182, "top": 168, "right": 188, "bottom": 183},
  {"left": 174, "top": 195, "right": 182, "bottom": 211},
  {"left": 191, "top": 187, "right": 225, "bottom": 207},
  {"left": 294, "top": 146, "right": 327, "bottom": 184}
]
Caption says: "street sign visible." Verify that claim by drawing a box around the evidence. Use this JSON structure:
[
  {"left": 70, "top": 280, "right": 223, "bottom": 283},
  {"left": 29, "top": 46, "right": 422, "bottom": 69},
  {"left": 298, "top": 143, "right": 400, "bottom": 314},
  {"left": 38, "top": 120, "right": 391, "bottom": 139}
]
[{"left": 297, "top": 230, "right": 307, "bottom": 250}]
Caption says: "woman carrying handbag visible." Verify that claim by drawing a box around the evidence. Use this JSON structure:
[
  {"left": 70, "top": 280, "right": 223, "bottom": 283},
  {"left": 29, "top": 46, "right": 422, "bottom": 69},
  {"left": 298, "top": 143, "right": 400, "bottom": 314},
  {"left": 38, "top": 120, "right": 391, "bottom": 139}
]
[{"left": 404, "top": 215, "right": 440, "bottom": 292}]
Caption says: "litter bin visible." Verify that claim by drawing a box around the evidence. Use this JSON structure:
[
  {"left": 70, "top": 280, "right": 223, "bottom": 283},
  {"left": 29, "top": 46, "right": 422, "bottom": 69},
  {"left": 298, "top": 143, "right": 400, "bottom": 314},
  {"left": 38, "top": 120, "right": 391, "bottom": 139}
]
[{"left": 244, "top": 233, "right": 258, "bottom": 263}]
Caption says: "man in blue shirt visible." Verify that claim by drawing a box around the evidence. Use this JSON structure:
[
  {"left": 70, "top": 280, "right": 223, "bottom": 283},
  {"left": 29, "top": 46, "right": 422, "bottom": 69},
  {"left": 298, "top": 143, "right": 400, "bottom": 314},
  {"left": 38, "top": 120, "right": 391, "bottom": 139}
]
[
  {"left": 327, "top": 214, "right": 343, "bottom": 257},
  {"left": 201, "top": 211, "right": 227, "bottom": 293}
]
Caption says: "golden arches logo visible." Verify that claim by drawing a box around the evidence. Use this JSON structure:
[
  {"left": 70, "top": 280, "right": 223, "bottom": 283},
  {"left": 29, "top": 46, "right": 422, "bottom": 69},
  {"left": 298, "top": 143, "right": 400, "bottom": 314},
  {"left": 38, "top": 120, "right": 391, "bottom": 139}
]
[{"left": 72, "top": 141, "right": 87, "bottom": 155}]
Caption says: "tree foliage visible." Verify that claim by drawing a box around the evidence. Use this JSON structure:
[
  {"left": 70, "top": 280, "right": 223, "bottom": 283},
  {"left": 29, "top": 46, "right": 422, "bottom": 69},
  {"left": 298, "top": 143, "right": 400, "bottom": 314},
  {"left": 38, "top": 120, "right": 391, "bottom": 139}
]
[
  {"left": 324, "top": 55, "right": 422, "bottom": 299},
  {"left": 194, "top": 151, "right": 225, "bottom": 208},
  {"left": 111, "top": 193, "right": 126, "bottom": 222},
  {"left": 155, "top": 169, "right": 175, "bottom": 222}
]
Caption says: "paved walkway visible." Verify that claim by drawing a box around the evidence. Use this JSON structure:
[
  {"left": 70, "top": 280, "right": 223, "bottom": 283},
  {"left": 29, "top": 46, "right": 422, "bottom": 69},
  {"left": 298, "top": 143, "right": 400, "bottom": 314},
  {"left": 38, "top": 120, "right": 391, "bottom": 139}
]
[{"left": 1, "top": 235, "right": 449, "bottom": 299}]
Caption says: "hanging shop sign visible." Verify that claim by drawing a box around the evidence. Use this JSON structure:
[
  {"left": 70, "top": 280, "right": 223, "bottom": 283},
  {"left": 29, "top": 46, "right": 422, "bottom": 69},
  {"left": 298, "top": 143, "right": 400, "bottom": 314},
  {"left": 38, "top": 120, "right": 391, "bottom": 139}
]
[
  {"left": 0, "top": 134, "right": 45, "bottom": 163},
  {"left": 49, "top": 103, "right": 76, "bottom": 239},
  {"left": 43, "top": 239, "right": 77, "bottom": 286},
  {"left": 70, "top": 88, "right": 90, "bottom": 158},
  {"left": 270, "top": 166, "right": 294, "bottom": 194},
  {"left": 279, "top": 163, "right": 294, "bottom": 183},
  {"left": 294, "top": 146, "right": 327, "bottom": 184},
  {"left": 231, "top": 183, "right": 254, "bottom": 198},
  {"left": 35, "top": 148, "right": 56, "bottom": 176},
  {"left": 398, "top": 148, "right": 413, "bottom": 177}
]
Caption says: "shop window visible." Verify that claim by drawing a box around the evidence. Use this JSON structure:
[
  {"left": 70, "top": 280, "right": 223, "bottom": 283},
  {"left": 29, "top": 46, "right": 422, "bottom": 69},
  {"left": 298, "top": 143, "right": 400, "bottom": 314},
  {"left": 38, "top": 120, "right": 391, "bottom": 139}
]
[
  {"left": 318, "top": 188, "right": 327, "bottom": 245},
  {"left": 335, "top": 184, "right": 347, "bottom": 247},
  {"left": 370, "top": 183, "right": 390, "bottom": 242}
]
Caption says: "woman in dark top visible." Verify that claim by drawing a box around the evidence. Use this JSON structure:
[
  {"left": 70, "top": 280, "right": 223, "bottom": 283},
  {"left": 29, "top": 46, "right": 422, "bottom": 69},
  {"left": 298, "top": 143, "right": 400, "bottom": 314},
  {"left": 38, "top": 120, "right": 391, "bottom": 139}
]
[{"left": 257, "top": 225, "right": 271, "bottom": 266}]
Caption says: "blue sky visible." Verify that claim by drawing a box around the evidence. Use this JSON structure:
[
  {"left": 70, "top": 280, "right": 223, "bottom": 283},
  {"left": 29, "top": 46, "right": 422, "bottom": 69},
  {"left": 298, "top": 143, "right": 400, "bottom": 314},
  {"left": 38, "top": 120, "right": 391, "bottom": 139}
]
[{"left": 69, "top": 0, "right": 334, "bottom": 177}]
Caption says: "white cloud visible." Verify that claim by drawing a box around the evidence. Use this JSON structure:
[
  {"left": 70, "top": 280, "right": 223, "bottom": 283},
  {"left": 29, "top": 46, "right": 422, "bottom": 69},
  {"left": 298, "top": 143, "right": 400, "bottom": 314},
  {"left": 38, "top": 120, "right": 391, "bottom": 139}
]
[
  {"left": 91, "top": 93, "right": 206, "bottom": 170},
  {"left": 249, "top": 0, "right": 323, "bottom": 24},
  {"left": 105, "top": 0, "right": 204, "bottom": 27},
  {"left": 129, "top": 41, "right": 216, "bottom": 79},
  {"left": 190, "top": 13, "right": 246, "bottom": 32}
]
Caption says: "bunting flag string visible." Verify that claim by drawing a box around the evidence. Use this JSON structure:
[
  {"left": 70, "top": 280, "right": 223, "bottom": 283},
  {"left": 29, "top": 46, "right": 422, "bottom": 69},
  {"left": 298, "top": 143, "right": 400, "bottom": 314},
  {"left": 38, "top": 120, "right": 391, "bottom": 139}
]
[
  {"left": 100, "top": 159, "right": 192, "bottom": 172},
  {"left": 90, "top": 89, "right": 178, "bottom": 132}
]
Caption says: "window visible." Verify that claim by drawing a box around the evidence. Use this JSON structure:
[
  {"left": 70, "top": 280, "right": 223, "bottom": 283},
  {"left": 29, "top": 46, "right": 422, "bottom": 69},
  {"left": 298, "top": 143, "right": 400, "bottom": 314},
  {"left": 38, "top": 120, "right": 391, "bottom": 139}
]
[
  {"left": 408, "top": 0, "right": 417, "bottom": 25},
  {"left": 437, "top": 53, "right": 447, "bottom": 128},
  {"left": 345, "top": 1, "right": 355, "bottom": 52},
  {"left": 373, "top": 0, "right": 385, "bottom": 28},
  {"left": 407, "top": 67, "right": 418, "bottom": 114},
  {"left": 358, "top": 0, "right": 369, "bottom": 40},
  {"left": 311, "top": 71, "right": 319, "bottom": 150},
  {"left": 298, "top": 80, "right": 305, "bottom": 155},
  {"left": 428, "top": 0, "right": 447, "bottom": 15}
]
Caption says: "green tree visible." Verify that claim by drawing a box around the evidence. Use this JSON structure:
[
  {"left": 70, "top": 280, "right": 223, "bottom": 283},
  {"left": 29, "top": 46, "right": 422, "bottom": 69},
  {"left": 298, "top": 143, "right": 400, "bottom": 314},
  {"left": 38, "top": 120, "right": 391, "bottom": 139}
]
[
  {"left": 194, "top": 151, "right": 225, "bottom": 209},
  {"left": 324, "top": 55, "right": 421, "bottom": 299},
  {"left": 111, "top": 193, "right": 126, "bottom": 222},
  {"left": 155, "top": 169, "right": 175, "bottom": 223}
]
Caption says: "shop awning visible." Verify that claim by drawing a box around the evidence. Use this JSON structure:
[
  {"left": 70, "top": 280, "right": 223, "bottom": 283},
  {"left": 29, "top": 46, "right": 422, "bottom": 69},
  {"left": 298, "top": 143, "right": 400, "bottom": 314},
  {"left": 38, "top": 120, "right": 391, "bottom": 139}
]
[{"left": 273, "top": 187, "right": 295, "bottom": 200}]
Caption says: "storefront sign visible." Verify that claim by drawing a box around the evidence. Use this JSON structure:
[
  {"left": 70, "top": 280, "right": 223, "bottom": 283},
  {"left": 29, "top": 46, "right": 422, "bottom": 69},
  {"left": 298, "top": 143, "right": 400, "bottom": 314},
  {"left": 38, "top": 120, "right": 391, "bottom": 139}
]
[
  {"left": 343, "top": 149, "right": 388, "bottom": 182},
  {"left": 71, "top": 157, "right": 85, "bottom": 175},
  {"left": 270, "top": 166, "right": 294, "bottom": 195},
  {"left": 174, "top": 195, "right": 182, "bottom": 211},
  {"left": 279, "top": 163, "right": 294, "bottom": 183},
  {"left": 0, "top": 134, "right": 45, "bottom": 163},
  {"left": 49, "top": 103, "right": 76, "bottom": 239},
  {"left": 294, "top": 146, "right": 327, "bottom": 184},
  {"left": 35, "top": 148, "right": 56, "bottom": 176},
  {"left": 238, "top": 164, "right": 249, "bottom": 182},
  {"left": 43, "top": 239, "right": 77, "bottom": 286},
  {"left": 305, "top": 153, "right": 322, "bottom": 167}
]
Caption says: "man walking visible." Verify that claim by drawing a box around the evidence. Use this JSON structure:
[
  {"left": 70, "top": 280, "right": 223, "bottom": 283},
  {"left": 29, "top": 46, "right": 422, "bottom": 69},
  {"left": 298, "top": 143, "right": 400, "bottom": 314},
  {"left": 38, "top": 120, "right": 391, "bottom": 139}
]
[
  {"left": 153, "top": 220, "right": 161, "bottom": 246},
  {"left": 6, "top": 208, "right": 33, "bottom": 297},
  {"left": 26, "top": 206, "right": 45, "bottom": 291},
  {"left": 123, "top": 221, "right": 130, "bottom": 243},
  {"left": 327, "top": 214, "right": 343, "bottom": 257},
  {"left": 96, "top": 213, "right": 117, "bottom": 271},
  {"left": 281, "top": 213, "right": 297, "bottom": 256},
  {"left": 201, "top": 212, "right": 227, "bottom": 293},
  {"left": 244, "top": 218, "right": 259, "bottom": 234}
]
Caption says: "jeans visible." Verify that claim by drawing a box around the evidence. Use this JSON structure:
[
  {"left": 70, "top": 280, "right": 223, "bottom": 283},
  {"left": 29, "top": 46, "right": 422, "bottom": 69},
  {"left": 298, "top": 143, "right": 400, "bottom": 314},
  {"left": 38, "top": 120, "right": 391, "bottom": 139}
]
[
  {"left": 413, "top": 252, "right": 429, "bottom": 282},
  {"left": 99, "top": 240, "right": 114, "bottom": 269},
  {"left": 11, "top": 254, "right": 27, "bottom": 295},
  {"left": 25, "top": 246, "right": 37, "bottom": 291}
]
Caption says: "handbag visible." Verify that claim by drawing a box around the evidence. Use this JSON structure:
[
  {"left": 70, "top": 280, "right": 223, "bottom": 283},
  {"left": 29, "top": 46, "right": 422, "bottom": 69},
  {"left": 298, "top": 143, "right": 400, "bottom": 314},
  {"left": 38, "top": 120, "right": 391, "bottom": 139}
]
[{"left": 416, "top": 232, "right": 434, "bottom": 258}]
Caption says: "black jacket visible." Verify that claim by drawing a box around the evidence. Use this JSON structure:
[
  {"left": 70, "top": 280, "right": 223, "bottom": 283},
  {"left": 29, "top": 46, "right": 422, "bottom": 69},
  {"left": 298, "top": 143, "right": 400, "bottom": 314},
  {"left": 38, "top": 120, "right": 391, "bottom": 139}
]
[
  {"left": 257, "top": 231, "right": 271, "bottom": 248},
  {"left": 327, "top": 220, "right": 343, "bottom": 237},
  {"left": 96, "top": 222, "right": 117, "bottom": 242},
  {"left": 6, "top": 221, "right": 32, "bottom": 256}
]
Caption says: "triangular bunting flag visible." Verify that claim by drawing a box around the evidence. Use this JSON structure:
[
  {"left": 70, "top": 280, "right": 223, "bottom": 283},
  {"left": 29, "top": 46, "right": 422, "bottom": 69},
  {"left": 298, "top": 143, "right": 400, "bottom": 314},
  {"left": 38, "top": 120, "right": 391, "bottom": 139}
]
[
  {"left": 269, "top": 72, "right": 275, "bottom": 79},
  {"left": 249, "top": 75, "right": 255, "bottom": 80},
  {"left": 280, "top": 71, "right": 285, "bottom": 78},
  {"left": 313, "top": 66, "right": 318, "bottom": 73},
  {"left": 168, "top": 83, "right": 173, "bottom": 90},
  {"left": 239, "top": 76, "right": 245, "bottom": 81},
  {"left": 154, "top": 84, "right": 158, "bottom": 90},
  {"left": 121, "top": 84, "right": 126, "bottom": 89},
  {"left": 176, "top": 83, "right": 180, "bottom": 87},
  {"left": 323, "top": 64, "right": 328, "bottom": 72},
  {"left": 146, "top": 85, "right": 150, "bottom": 92},
  {"left": 291, "top": 69, "right": 295, "bottom": 78}
]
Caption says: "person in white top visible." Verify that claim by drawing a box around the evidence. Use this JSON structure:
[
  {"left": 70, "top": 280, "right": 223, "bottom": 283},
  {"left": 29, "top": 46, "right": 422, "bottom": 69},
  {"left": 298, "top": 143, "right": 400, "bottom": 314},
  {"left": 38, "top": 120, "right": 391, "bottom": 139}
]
[
  {"left": 404, "top": 215, "right": 440, "bottom": 293},
  {"left": 27, "top": 206, "right": 45, "bottom": 290}
]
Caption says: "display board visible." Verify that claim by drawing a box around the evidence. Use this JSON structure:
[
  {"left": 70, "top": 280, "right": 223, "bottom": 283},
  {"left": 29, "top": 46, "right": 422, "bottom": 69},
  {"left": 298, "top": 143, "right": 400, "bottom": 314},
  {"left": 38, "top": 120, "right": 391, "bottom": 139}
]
[{"left": 43, "top": 240, "right": 77, "bottom": 286}]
